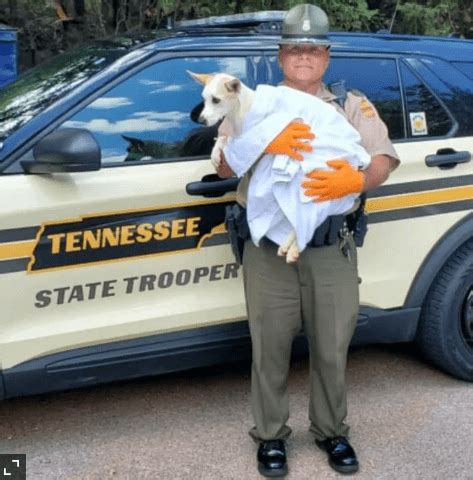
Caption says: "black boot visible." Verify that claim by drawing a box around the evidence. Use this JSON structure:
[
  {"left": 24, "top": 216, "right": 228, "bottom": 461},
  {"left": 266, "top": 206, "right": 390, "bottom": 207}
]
[
  {"left": 257, "top": 439, "right": 288, "bottom": 477},
  {"left": 316, "top": 436, "right": 359, "bottom": 474}
]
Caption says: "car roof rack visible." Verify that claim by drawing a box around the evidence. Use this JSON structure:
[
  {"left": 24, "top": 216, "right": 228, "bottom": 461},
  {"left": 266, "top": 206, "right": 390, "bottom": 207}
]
[{"left": 174, "top": 11, "right": 284, "bottom": 33}]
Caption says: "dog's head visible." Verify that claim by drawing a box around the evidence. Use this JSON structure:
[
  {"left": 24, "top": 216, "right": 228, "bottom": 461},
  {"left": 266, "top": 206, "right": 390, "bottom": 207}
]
[{"left": 188, "top": 71, "right": 241, "bottom": 126}]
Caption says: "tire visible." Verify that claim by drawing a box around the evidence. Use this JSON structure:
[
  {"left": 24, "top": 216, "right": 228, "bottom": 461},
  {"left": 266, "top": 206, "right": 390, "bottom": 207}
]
[{"left": 417, "top": 239, "right": 473, "bottom": 381}]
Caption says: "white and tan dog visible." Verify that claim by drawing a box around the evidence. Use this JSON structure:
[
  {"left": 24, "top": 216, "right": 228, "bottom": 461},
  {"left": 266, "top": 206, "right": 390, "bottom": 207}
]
[
  {"left": 188, "top": 72, "right": 254, "bottom": 166},
  {"left": 188, "top": 71, "right": 301, "bottom": 262}
]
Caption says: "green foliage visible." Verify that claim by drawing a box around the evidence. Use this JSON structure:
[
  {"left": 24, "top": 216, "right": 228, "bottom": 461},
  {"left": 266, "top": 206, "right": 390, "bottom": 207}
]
[
  {"left": 1, "top": 0, "right": 471, "bottom": 72},
  {"left": 395, "top": 1, "right": 455, "bottom": 36},
  {"left": 309, "top": 0, "right": 378, "bottom": 31}
]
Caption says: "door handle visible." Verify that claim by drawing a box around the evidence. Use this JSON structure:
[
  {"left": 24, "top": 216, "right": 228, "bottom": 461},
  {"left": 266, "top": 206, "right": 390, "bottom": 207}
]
[
  {"left": 186, "top": 174, "right": 239, "bottom": 198},
  {"left": 425, "top": 148, "right": 471, "bottom": 169}
]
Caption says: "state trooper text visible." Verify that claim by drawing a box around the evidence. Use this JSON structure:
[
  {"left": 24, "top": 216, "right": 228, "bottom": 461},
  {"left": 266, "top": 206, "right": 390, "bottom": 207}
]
[{"left": 34, "top": 262, "right": 240, "bottom": 308}]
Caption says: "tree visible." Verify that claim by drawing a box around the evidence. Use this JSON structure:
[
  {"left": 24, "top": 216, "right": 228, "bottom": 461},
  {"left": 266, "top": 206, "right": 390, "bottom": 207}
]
[{"left": 2, "top": 0, "right": 471, "bottom": 73}]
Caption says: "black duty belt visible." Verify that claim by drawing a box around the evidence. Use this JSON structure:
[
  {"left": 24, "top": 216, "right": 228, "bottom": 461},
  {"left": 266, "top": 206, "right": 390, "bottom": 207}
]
[
  {"left": 307, "top": 214, "right": 347, "bottom": 247},
  {"left": 226, "top": 201, "right": 368, "bottom": 266}
]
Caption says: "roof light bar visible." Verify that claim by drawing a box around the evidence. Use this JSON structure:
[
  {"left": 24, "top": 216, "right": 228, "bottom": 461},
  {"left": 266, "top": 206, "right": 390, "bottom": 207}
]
[{"left": 176, "top": 11, "right": 286, "bottom": 29}]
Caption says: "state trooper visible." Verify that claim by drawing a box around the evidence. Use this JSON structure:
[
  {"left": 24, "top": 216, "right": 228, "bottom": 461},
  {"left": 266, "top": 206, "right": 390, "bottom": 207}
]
[{"left": 219, "top": 4, "right": 400, "bottom": 477}]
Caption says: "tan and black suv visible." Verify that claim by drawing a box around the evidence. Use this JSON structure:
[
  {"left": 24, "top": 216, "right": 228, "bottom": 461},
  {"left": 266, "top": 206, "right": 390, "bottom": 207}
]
[{"left": 0, "top": 12, "right": 473, "bottom": 399}]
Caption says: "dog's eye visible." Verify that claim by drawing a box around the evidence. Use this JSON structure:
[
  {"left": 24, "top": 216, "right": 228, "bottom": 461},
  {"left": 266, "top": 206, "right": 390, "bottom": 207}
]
[{"left": 212, "top": 97, "right": 220, "bottom": 105}]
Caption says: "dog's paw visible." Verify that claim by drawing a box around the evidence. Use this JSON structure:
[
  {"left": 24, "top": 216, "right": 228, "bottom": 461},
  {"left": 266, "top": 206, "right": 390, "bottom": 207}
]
[
  {"left": 286, "top": 236, "right": 300, "bottom": 263},
  {"left": 210, "top": 143, "right": 223, "bottom": 169},
  {"left": 211, "top": 151, "right": 222, "bottom": 169},
  {"left": 211, "top": 136, "right": 228, "bottom": 170},
  {"left": 286, "top": 247, "right": 299, "bottom": 264},
  {"left": 277, "top": 245, "right": 288, "bottom": 257},
  {"left": 278, "top": 232, "right": 299, "bottom": 263}
]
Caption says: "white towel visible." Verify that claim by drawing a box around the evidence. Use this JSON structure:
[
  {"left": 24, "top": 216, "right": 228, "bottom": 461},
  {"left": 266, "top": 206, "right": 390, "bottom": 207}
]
[{"left": 223, "top": 85, "right": 371, "bottom": 252}]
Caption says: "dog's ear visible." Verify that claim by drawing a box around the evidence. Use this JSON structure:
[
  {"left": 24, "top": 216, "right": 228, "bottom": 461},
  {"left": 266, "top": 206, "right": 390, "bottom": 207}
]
[
  {"left": 187, "top": 70, "right": 213, "bottom": 85},
  {"left": 225, "top": 78, "right": 241, "bottom": 94}
]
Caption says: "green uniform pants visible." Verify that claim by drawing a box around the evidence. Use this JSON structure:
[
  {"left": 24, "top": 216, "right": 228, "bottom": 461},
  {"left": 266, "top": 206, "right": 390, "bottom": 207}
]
[{"left": 243, "top": 236, "right": 359, "bottom": 442}]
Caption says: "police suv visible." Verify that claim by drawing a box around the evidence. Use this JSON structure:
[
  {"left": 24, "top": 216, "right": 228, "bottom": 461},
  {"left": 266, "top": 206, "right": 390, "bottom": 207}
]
[{"left": 1, "top": 12, "right": 473, "bottom": 399}]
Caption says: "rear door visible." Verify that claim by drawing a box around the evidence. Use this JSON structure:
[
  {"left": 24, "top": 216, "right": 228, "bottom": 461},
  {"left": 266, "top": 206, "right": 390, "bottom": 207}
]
[{"left": 0, "top": 53, "right": 260, "bottom": 375}]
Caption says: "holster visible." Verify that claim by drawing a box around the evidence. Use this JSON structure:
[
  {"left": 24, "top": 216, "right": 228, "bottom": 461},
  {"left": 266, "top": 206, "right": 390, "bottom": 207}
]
[
  {"left": 225, "top": 204, "right": 250, "bottom": 265},
  {"left": 346, "top": 193, "right": 369, "bottom": 247}
]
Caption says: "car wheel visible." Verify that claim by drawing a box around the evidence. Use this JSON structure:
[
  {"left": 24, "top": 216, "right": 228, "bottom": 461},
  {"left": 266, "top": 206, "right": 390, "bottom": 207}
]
[{"left": 417, "top": 239, "right": 473, "bottom": 381}]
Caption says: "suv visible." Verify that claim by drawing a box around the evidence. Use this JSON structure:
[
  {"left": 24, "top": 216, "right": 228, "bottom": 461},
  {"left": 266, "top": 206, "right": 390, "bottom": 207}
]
[{"left": 1, "top": 13, "right": 473, "bottom": 399}]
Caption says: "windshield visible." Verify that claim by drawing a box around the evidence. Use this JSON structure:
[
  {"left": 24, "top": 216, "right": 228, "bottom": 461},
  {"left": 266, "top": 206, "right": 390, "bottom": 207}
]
[{"left": 0, "top": 40, "right": 138, "bottom": 140}]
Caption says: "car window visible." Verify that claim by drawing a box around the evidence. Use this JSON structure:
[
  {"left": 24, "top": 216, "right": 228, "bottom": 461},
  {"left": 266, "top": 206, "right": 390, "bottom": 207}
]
[
  {"left": 267, "top": 55, "right": 404, "bottom": 140},
  {"left": 400, "top": 62, "right": 453, "bottom": 138},
  {"left": 0, "top": 43, "right": 134, "bottom": 140},
  {"left": 414, "top": 56, "right": 473, "bottom": 137},
  {"left": 62, "top": 56, "right": 251, "bottom": 164},
  {"left": 324, "top": 57, "right": 404, "bottom": 140}
]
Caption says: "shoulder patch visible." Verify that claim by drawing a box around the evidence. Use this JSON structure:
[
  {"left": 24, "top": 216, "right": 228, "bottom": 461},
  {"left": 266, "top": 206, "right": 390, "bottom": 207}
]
[{"left": 359, "top": 98, "right": 377, "bottom": 118}]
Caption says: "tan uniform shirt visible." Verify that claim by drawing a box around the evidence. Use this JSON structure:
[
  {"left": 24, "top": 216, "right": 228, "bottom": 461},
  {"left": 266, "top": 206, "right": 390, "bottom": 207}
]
[{"left": 236, "top": 83, "right": 400, "bottom": 206}]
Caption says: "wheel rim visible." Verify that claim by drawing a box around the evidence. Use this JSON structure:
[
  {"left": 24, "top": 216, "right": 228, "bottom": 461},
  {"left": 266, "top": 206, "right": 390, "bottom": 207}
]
[{"left": 460, "top": 287, "right": 473, "bottom": 349}]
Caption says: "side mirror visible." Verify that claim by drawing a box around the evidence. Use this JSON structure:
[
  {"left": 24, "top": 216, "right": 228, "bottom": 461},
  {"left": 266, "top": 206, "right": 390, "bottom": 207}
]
[{"left": 21, "top": 128, "right": 101, "bottom": 174}]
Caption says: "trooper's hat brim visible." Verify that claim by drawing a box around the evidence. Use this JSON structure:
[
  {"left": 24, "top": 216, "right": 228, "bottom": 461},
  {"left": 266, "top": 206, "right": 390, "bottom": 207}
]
[
  {"left": 278, "top": 36, "right": 345, "bottom": 48},
  {"left": 278, "top": 36, "right": 331, "bottom": 46}
]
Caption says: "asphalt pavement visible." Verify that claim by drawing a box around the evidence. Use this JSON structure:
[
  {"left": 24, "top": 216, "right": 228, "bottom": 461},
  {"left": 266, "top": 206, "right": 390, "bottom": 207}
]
[{"left": 0, "top": 343, "right": 472, "bottom": 480}]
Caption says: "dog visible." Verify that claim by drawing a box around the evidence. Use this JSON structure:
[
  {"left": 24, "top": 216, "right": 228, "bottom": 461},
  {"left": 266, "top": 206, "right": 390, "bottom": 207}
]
[
  {"left": 188, "top": 71, "right": 302, "bottom": 262},
  {"left": 188, "top": 71, "right": 255, "bottom": 168}
]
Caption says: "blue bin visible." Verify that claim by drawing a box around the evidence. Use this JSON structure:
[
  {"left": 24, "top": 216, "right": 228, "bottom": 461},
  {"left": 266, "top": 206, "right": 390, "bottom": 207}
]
[{"left": 0, "top": 24, "right": 17, "bottom": 88}]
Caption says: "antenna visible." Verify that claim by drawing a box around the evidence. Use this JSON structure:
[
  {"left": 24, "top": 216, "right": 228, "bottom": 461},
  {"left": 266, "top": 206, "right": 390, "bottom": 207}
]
[{"left": 389, "top": 0, "right": 401, "bottom": 33}]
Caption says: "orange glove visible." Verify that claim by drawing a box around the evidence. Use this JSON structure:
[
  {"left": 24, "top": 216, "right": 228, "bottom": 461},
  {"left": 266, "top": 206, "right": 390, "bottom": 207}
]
[
  {"left": 264, "top": 122, "right": 315, "bottom": 161},
  {"left": 301, "top": 159, "right": 364, "bottom": 202}
]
